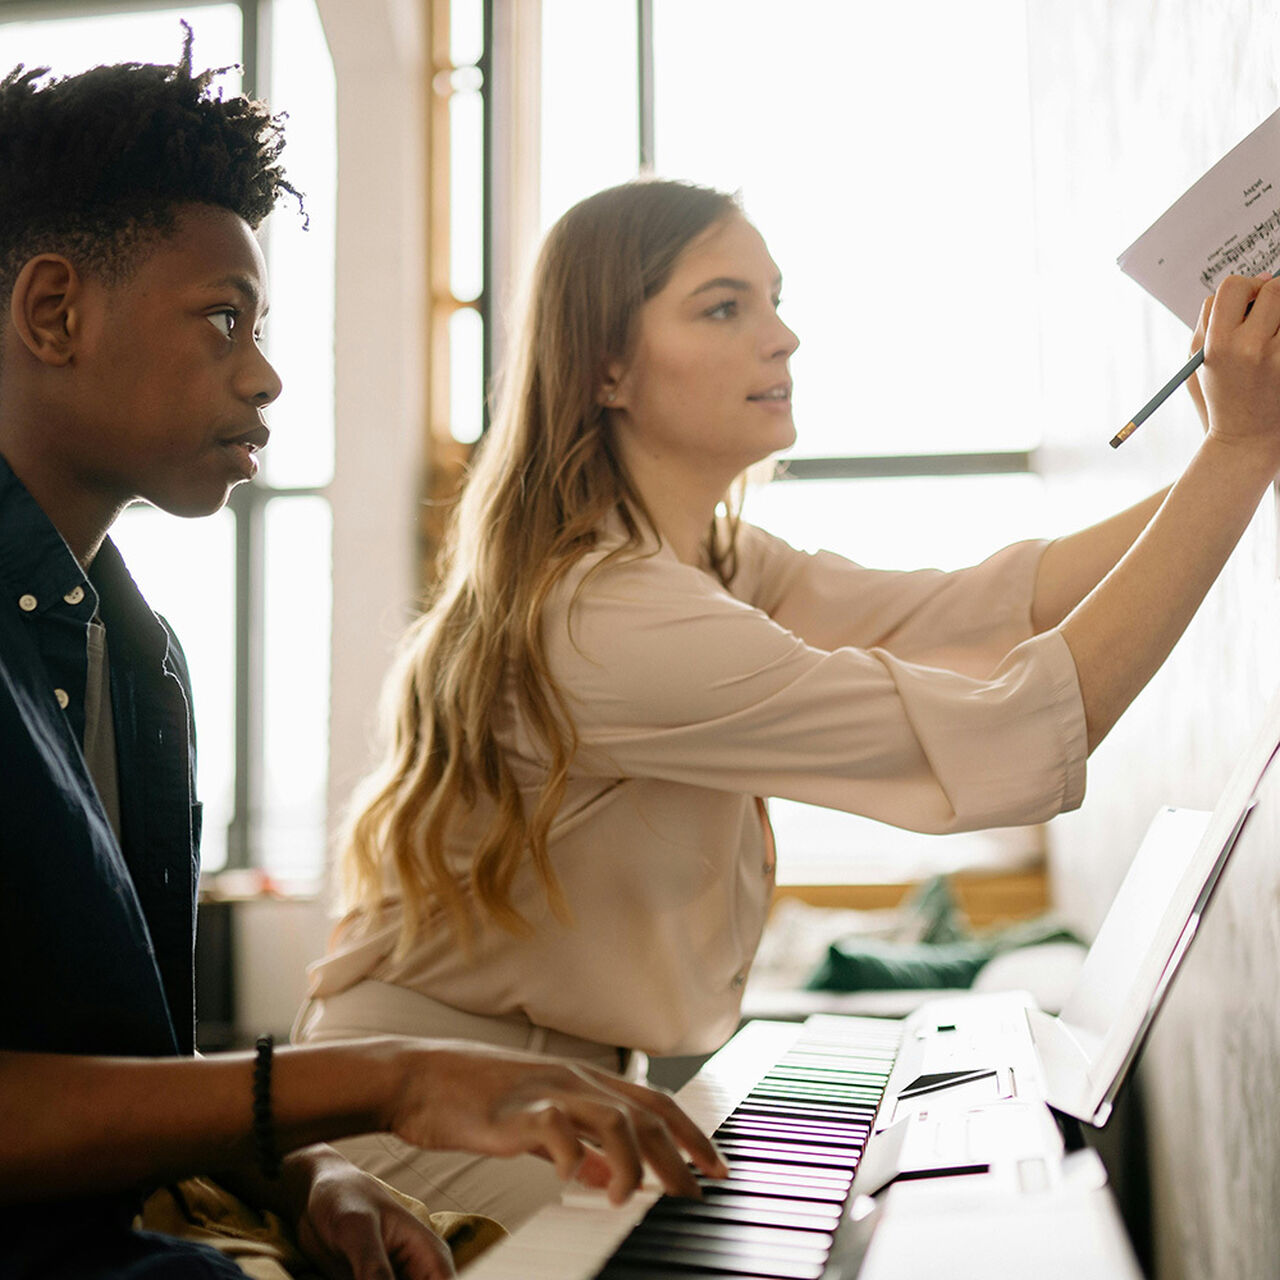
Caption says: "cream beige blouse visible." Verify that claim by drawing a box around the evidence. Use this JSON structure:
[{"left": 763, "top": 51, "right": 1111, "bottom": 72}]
[{"left": 304, "top": 520, "right": 1088, "bottom": 1056}]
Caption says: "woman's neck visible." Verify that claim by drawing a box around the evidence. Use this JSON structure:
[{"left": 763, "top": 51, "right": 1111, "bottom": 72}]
[{"left": 618, "top": 440, "right": 724, "bottom": 567}]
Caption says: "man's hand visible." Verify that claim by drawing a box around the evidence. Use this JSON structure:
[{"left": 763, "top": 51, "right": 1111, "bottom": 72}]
[
  {"left": 382, "top": 1040, "right": 728, "bottom": 1206},
  {"left": 293, "top": 1151, "right": 456, "bottom": 1280}
]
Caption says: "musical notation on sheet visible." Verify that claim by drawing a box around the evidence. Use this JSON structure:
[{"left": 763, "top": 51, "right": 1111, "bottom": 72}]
[
  {"left": 1198, "top": 204, "right": 1280, "bottom": 292},
  {"left": 1118, "top": 105, "right": 1280, "bottom": 326}
]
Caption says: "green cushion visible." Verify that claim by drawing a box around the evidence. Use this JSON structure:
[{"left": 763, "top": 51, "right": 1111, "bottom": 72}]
[
  {"left": 802, "top": 874, "right": 1083, "bottom": 993},
  {"left": 805, "top": 937, "right": 995, "bottom": 992}
]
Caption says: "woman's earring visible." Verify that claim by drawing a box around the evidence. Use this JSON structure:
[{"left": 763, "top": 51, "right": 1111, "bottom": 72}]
[{"left": 605, "top": 389, "right": 617, "bottom": 404}]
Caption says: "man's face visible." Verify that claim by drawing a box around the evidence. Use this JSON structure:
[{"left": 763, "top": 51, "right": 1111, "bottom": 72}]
[{"left": 62, "top": 204, "right": 281, "bottom": 518}]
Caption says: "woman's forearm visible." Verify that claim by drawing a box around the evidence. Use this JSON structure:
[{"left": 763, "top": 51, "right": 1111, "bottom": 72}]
[
  {"left": 1059, "top": 436, "right": 1275, "bottom": 751},
  {"left": 1031, "top": 486, "right": 1170, "bottom": 633}
]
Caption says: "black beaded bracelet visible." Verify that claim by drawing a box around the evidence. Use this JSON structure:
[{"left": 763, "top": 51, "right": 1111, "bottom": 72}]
[{"left": 252, "top": 1033, "right": 281, "bottom": 1180}]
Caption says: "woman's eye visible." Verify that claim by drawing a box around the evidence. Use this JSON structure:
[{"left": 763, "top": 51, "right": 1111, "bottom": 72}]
[
  {"left": 207, "top": 309, "right": 238, "bottom": 338},
  {"left": 706, "top": 299, "right": 738, "bottom": 319}
]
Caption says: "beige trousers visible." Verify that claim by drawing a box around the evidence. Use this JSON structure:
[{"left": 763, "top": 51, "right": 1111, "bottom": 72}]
[{"left": 293, "top": 981, "right": 646, "bottom": 1232}]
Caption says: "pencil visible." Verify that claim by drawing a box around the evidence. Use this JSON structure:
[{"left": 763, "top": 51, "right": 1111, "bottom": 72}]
[{"left": 1110, "top": 346, "right": 1205, "bottom": 448}]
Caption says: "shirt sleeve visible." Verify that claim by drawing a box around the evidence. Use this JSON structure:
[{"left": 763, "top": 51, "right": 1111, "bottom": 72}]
[
  {"left": 735, "top": 521, "right": 1049, "bottom": 677},
  {"left": 541, "top": 543, "right": 1088, "bottom": 835}
]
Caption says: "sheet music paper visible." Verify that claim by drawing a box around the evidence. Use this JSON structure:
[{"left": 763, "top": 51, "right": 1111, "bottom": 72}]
[{"left": 1118, "top": 105, "right": 1280, "bottom": 326}]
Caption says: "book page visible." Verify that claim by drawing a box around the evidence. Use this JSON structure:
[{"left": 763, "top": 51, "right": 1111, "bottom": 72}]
[{"left": 1118, "top": 105, "right": 1280, "bottom": 326}]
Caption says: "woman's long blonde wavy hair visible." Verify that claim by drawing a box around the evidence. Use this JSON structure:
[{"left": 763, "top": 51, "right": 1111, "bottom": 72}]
[{"left": 340, "top": 179, "right": 745, "bottom": 947}]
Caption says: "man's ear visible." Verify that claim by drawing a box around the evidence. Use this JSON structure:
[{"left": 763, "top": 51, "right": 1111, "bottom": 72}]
[{"left": 10, "top": 255, "right": 82, "bottom": 367}]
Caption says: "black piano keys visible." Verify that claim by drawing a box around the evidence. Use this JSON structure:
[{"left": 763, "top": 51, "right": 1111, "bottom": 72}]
[{"left": 596, "top": 1020, "right": 902, "bottom": 1279}]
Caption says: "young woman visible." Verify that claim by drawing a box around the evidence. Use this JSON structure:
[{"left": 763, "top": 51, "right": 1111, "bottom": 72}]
[{"left": 296, "top": 178, "right": 1280, "bottom": 1227}]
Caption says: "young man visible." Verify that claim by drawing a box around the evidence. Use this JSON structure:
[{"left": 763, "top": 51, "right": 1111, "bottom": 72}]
[{"left": 0, "top": 39, "right": 723, "bottom": 1280}]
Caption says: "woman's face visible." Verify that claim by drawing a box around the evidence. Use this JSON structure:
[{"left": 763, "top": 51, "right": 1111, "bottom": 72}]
[{"left": 608, "top": 215, "right": 799, "bottom": 484}]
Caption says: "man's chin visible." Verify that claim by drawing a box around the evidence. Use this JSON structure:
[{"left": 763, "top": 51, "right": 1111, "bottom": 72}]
[{"left": 148, "top": 483, "right": 238, "bottom": 520}]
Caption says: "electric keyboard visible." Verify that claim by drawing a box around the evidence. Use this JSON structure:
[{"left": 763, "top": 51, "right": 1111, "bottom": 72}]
[
  {"left": 465, "top": 1017, "right": 896, "bottom": 1280},
  {"left": 465, "top": 1014, "right": 1144, "bottom": 1280}
]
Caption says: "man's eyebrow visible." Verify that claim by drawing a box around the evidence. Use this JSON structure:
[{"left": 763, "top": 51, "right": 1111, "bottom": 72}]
[
  {"left": 687, "top": 274, "right": 784, "bottom": 300},
  {"left": 206, "top": 272, "right": 269, "bottom": 315}
]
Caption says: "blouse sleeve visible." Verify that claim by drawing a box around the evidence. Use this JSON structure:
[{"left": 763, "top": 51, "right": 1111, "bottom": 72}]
[
  {"left": 735, "top": 521, "right": 1048, "bottom": 678},
  {"left": 540, "top": 541, "right": 1087, "bottom": 835}
]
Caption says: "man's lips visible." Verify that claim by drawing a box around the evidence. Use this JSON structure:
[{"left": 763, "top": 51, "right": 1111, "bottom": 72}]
[{"left": 222, "top": 423, "right": 270, "bottom": 452}]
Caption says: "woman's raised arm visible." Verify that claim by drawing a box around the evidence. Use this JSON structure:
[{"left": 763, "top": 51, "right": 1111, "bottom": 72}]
[{"left": 1057, "top": 273, "right": 1280, "bottom": 751}]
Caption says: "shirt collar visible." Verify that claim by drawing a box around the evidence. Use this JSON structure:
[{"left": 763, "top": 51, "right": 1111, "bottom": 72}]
[
  {"left": 0, "top": 453, "right": 169, "bottom": 664},
  {"left": 0, "top": 452, "right": 96, "bottom": 619}
]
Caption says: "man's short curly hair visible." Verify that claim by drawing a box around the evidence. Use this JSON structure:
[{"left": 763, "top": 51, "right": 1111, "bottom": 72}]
[{"left": 0, "top": 24, "right": 300, "bottom": 297}]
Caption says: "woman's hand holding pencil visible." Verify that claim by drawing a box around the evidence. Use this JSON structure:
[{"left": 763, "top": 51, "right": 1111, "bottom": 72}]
[
  {"left": 1194, "top": 273, "right": 1280, "bottom": 458},
  {"left": 1113, "top": 272, "right": 1272, "bottom": 447},
  {"left": 1184, "top": 295, "right": 1212, "bottom": 434}
]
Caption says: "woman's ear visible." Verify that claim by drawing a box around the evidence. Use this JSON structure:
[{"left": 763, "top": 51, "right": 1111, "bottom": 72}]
[
  {"left": 10, "top": 255, "right": 81, "bottom": 367},
  {"left": 599, "top": 360, "right": 627, "bottom": 409}
]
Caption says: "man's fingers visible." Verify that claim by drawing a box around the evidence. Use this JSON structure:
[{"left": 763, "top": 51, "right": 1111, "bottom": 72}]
[
  {"left": 331, "top": 1218, "right": 395, "bottom": 1280},
  {"left": 545, "top": 1094, "right": 645, "bottom": 1202},
  {"left": 595, "top": 1074, "right": 729, "bottom": 1179},
  {"left": 627, "top": 1106, "right": 704, "bottom": 1200},
  {"left": 523, "top": 1098, "right": 591, "bottom": 1181},
  {"left": 382, "top": 1209, "right": 458, "bottom": 1280}
]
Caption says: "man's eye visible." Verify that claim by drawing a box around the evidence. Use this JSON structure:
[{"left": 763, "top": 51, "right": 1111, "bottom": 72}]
[{"left": 207, "top": 309, "right": 238, "bottom": 338}]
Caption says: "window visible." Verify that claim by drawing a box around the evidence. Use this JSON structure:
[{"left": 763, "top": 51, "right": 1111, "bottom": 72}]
[
  {"left": 477, "top": 0, "right": 1052, "bottom": 882},
  {"left": 0, "top": 0, "right": 336, "bottom": 887}
]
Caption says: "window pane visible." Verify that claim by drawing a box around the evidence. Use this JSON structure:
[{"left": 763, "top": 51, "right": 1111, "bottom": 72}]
[
  {"left": 261, "top": 497, "right": 331, "bottom": 888},
  {"left": 110, "top": 506, "right": 237, "bottom": 875},
  {"left": 450, "top": 82, "right": 485, "bottom": 302},
  {"left": 0, "top": 7, "right": 241, "bottom": 84},
  {"left": 742, "top": 472, "right": 1049, "bottom": 571},
  {"left": 540, "top": 0, "right": 639, "bottom": 229},
  {"left": 449, "top": 305, "right": 485, "bottom": 442},
  {"left": 451, "top": 0, "right": 484, "bottom": 68},
  {"left": 260, "top": 0, "right": 336, "bottom": 489},
  {"left": 652, "top": 0, "right": 1039, "bottom": 458},
  {"left": 770, "top": 800, "right": 1043, "bottom": 886}
]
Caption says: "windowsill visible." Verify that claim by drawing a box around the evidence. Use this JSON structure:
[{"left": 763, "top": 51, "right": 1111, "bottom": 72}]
[{"left": 198, "top": 868, "right": 323, "bottom": 902}]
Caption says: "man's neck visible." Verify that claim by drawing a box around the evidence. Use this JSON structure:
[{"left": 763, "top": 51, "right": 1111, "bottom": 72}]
[{"left": 0, "top": 437, "right": 117, "bottom": 567}]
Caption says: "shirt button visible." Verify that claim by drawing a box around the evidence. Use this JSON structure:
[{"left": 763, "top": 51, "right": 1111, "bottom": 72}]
[
  {"left": 18, "top": 593, "right": 37, "bottom": 612},
  {"left": 54, "top": 688, "right": 69, "bottom": 709},
  {"left": 64, "top": 586, "right": 85, "bottom": 605}
]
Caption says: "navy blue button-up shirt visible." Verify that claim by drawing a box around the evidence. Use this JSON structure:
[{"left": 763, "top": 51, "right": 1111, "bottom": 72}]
[{"left": 0, "top": 453, "right": 201, "bottom": 1057}]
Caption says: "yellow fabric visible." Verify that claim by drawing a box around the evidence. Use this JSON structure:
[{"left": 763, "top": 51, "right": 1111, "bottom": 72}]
[{"left": 137, "top": 1175, "right": 505, "bottom": 1277}]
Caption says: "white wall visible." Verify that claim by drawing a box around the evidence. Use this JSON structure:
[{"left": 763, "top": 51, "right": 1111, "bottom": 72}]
[
  {"left": 233, "top": 0, "right": 430, "bottom": 1034},
  {"left": 315, "top": 0, "right": 429, "bottom": 858},
  {"left": 1025, "top": 4, "right": 1280, "bottom": 1277}
]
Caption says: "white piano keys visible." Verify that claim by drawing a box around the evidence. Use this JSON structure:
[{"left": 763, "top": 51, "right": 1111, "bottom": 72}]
[{"left": 465, "top": 1021, "right": 808, "bottom": 1278}]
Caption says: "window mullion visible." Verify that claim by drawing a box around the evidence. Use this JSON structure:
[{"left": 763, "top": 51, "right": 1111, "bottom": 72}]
[{"left": 637, "top": 0, "right": 653, "bottom": 172}]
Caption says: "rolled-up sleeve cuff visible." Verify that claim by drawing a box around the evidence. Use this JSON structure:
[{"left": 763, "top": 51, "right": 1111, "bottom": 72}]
[{"left": 1036, "top": 628, "right": 1089, "bottom": 813}]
